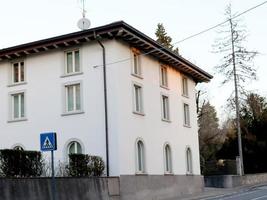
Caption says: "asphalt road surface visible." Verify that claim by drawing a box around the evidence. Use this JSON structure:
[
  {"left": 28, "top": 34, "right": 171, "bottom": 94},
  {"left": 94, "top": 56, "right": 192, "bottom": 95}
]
[{"left": 200, "top": 185, "right": 267, "bottom": 200}]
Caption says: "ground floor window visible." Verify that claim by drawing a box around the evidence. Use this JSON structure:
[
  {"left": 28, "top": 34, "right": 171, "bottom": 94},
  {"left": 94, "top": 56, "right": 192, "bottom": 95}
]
[
  {"left": 164, "top": 144, "right": 172, "bottom": 173},
  {"left": 186, "top": 147, "right": 193, "bottom": 174},
  {"left": 68, "top": 141, "right": 82, "bottom": 154},
  {"left": 136, "top": 139, "right": 145, "bottom": 173}
]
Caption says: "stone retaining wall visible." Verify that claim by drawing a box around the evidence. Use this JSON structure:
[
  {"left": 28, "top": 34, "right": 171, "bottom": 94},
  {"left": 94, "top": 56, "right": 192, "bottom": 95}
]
[{"left": 205, "top": 173, "right": 267, "bottom": 188}]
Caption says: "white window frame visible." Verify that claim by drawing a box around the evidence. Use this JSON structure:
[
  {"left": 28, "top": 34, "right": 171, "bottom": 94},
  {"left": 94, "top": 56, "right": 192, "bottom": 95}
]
[
  {"left": 164, "top": 143, "right": 173, "bottom": 174},
  {"left": 135, "top": 138, "right": 146, "bottom": 174},
  {"left": 132, "top": 82, "right": 144, "bottom": 115},
  {"left": 62, "top": 81, "right": 84, "bottom": 116},
  {"left": 161, "top": 94, "right": 170, "bottom": 122},
  {"left": 11, "top": 143, "right": 25, "bottom": 151},
  {"left": 64, "top": 49, "right": 82, "bottom": 75},
  {"left": 160, "top": 65, "right": 168, "bottom": 88},
  {"left": 183, "top": 103, "right": 190, "bottom": 127},
  {"left": 8, "top": 90, "right": 27, "bottom": 122},
  {"left": 131, "top": 52, "right": 142, "bottom": 78},
  {"left": 64, "top": 138, "right": 84, "bottom": 161},
  {"left": 182, "top": 76, "right": 189, "bottom": 97},
  {"left": 10, "top": 61, "right": 26, "bottom": 86},
  {"left": 186, "top": 147, "right": 193, "bottom": 174}
]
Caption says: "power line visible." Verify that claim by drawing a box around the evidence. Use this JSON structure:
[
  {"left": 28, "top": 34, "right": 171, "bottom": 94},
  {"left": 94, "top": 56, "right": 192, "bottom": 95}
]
[
  {"left": 94, "top": 1, "right": 267, "bottom": 68},
  {"left": 174, "top": 1, "right": 267, "bottom": 44}
]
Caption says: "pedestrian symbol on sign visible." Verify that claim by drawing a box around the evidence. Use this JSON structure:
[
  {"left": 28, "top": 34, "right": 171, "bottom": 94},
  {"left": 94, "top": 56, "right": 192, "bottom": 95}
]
[{"left": 43, "top": 137, "right": 53, "bottom": 149}]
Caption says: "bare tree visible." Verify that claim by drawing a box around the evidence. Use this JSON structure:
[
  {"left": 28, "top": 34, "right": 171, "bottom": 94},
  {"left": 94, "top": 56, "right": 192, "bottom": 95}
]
[{"left": 213, "top": 4, "right": 258, "bottom": 175}]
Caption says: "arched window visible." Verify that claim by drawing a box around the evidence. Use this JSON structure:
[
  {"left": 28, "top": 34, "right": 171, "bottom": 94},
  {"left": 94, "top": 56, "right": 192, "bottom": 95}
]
[
  {"left": 136, "top": 139, "right": 145, "bottom": 173},
  {"left": 68, "top": 141, "right": 82, "bottom": 154},
  {"left": 186, "top": 147, "right": 193, "bottom": 174},
  {"left": 164, "top": 144, "right": 172, "bottom": 173},
  {"left": 13, "top": 146, "right": 24, "bottom": 151}
]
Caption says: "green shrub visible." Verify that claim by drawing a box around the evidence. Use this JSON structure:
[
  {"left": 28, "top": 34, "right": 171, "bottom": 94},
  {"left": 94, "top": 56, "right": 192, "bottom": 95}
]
[
  {"left": 89, "top": 156, "right": 105, "bottom": 176},
  {"left": 0, "top": 149, "right": 43, "bottom": 177},
  {"left": 67, "top": 154, "right": 105, "bottom": 177}
]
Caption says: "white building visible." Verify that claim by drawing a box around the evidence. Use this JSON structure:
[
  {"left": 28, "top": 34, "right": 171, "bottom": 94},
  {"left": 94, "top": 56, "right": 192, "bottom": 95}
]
[{"left": 0, "top": 21, "right": 212, "bottom": 199}]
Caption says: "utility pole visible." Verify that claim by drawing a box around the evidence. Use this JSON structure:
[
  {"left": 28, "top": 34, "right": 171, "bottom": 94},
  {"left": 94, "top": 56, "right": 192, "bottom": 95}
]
[{"left": 230, "top": 17, "right": 244, "bottom": 176}]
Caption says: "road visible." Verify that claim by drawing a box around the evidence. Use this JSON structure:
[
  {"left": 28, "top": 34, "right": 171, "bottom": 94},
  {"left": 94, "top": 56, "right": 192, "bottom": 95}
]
[{"left": 200, "top": 185, "right": 267, "bottom": 200}]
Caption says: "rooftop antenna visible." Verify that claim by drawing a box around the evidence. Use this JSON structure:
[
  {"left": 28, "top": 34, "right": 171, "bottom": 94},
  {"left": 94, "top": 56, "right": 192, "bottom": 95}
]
[{"left": 77, "top": 0, "right": 91, "bottom": 30}]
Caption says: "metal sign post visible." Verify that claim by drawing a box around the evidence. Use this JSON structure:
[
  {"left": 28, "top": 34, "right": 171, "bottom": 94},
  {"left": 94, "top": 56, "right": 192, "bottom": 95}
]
[{"left": 40, "top": 132, "right": 57, "bottom": 200}]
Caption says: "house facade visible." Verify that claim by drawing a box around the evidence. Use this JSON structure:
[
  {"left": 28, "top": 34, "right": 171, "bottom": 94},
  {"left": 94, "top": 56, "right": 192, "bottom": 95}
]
[{"left": 0, "top": 21, "right": 212, "bottom": 199}]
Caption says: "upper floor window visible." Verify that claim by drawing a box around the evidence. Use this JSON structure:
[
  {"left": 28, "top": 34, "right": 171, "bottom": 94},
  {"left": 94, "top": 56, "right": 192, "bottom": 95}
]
[
  {"left": 183, "top": 103, "right": 190, "bottom": 126},
  {"left": 133, "top": 83, "right": 144, "bottom": 114},
  {"left": 161, "top": 95, "right": 170, "bottom": 121},
  {"left": 11, "top": 92, "right": 25, "bottom": 120},
  {"left": 160, "top": 65, "right": 168, "bottom": 88},
  {"left": 164, "top": 144, "right": 172, "bottom": 174},
  {"left": 132, "top": 53, "right": 142, "bottom": 77},
  {"left": 65, "top": 83, "right": 81, "bottom": 113},
  {"left": 12, "top": 61, "right": 25, "bottom": 84},
  {"left": 182, "top": 77, "right": 189, "bottom": 97},
  {"left": 136, "top": 139, "right": 145, "bottom": 173},
  {"left": 65, "top": 50, "right": 80, "bottom": 74}
]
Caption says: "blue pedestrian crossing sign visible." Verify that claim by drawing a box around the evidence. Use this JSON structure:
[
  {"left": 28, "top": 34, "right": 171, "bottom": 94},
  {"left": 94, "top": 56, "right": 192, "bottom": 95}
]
[{"left": 40, "top": 132, "right": 57, "bottom": 151}]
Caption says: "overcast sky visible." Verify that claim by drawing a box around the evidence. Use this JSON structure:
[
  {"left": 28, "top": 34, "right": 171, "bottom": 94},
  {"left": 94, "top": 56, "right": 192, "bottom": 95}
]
[{"left": 1, "top": 0, "right": 267, "bottom": 122}]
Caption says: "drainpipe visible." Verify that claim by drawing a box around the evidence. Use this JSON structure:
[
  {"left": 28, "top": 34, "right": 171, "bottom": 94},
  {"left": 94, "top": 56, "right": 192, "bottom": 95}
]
[{"left": 95, "top": 33, "right": 110, "bottom": 177}]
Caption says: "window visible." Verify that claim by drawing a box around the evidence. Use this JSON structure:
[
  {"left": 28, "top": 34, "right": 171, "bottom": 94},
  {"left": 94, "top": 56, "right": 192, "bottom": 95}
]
[
  {"left": 11, "top": 92, "right": 25, "bottom": 120},
  {"left": 161, "top": 95, "right": 170, "bottom": 121},
  {"left": 68, "top": 141, "right": 82, "bottom": 154},
  {"left": 132, "top": 53, "right": 141, "bottom": 76},
  {"left": 65, "top": 83, "right": 81, "bottom": 113},
  {"left": 164, "top": 144, "right": 172, "bottom": 173},
  {"left": 133, "top": 84, "right": 143, "bottom": 114},
  {"left": 65, "top": 50, "right": 80, "bottom": 74},
  {"left": 12, "top": 61, "right": 25, "bottom": 84},
  {"left": 13, "top": 146, "right": 24, "bottom": 151},
  {"left": 183, "top": 103, "right": 190, "bottom": 126},
  {"left": 136, "top": 140, "right": 145, "bottom": 173},
  {"left": 160, "top": 65, "right": 168, "bottom": 87},
  {"left": 182, "top": 77, "right": 188, "bottom": 96},
  {"left": 186, "top": 147, "right": 193, "bottom": 174}
]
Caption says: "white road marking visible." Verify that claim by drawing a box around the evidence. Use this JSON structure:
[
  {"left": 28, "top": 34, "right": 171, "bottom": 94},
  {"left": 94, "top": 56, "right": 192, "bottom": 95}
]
[
  {"left": 251, "top": 195, "right": 267, "bottom": 200},
  {"left": 201, "top": 189, "right": 263, "bottom": 200}
]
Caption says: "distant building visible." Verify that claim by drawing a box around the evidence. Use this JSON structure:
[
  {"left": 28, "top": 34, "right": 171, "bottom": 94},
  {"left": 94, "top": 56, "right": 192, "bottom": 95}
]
[{"left": 0, "top": 21, "right": 212, "bottom": 199}]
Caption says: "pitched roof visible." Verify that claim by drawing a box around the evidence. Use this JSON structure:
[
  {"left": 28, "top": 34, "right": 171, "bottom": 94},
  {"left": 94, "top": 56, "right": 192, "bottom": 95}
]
[{"left": 0, "top": 21, "right": 212, "bottom": 82}]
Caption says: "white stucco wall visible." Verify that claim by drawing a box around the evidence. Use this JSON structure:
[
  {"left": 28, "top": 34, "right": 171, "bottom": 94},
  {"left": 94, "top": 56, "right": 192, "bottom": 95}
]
[
  {"left": 110, "top": 41, "right": 201, "bottom": 175},
  {"left": 0, "top": 39, "right": 201, "bottom": 176}
]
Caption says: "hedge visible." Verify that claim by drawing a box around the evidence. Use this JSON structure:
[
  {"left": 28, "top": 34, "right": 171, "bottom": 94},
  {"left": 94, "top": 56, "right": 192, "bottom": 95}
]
[
  {"left": 67, "top": 154, "right": 105, "bottom": 177},
  {"left": 0, "top": 149, "right": 43, "bottom": 177}
]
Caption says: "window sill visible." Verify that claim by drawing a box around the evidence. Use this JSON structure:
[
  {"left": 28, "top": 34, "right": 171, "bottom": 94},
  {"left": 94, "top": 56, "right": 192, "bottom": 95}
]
[
  {"left": 60, "top": 72, "right": 83, "bottom": 78},
  {"left": 164, "top": 172, "right": 174, "bottom": 176},
  {"left": 133, "top": 111, "right": 145, "bottom": 116},
  {"left": 183, "top": 124, "right": 191, "bottom": 128},
  {"left": 135, "top": 172, "right": 147, "bottom": 176},
  {"left": 186, "top": 172, "right": 194, "bottom": 176},
  {"left": 7, "top": 82, "right": 27, "bottom": 87},
  {"left": 7, "top": 118, "right": 28, "bottom": 123},
  {"left": 182, "top": 94, "right": 189, "bottom": 98},
  {"left": 131, "top": 73, "right": 143, "bottom": 79},
  {"left": 160, "top": 85, "right": 169, "bottom": 90},
  {"left": 61, "top": 111, "right": 84, "bottom": 116},
  {"left": 162, "top": 118, "right": 171, "bottom": 123}
]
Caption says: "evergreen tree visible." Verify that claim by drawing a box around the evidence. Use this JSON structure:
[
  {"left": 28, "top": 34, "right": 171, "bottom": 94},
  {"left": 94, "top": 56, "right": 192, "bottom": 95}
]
[
  {"left": 198, "top": 102, "right": 225, "bottom": 171},
  {"left": 155, "top": 23, "right": 179, "bottom": 54}
]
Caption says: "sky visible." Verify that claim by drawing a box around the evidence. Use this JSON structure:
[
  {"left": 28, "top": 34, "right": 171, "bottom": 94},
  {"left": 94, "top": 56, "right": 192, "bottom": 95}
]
[{"left": 1, "top": 0, "right": 267, "bottom": 122}]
